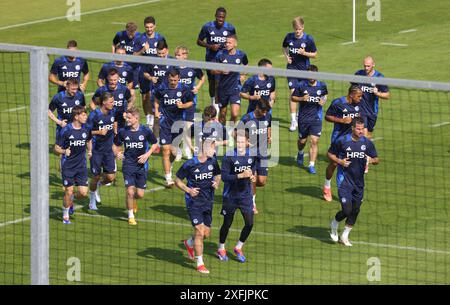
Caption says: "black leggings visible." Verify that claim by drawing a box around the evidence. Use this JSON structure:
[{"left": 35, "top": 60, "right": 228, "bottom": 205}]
[
  {"left": 335, "top": 201, "right": 362, "bottom": 226},
  {"left": 219, "top": 210, "right": 254, "bottom": 244}
]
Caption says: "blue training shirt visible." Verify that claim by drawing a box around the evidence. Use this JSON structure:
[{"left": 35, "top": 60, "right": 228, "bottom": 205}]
[
  {"left": 198, "top": 21, "right": 236, "bottom": 61},
  {"left": 292, "top": 80, "right": 328, "bottom": 123},
  {"left": 353, "top": 69, "right": 389, "bottom": 118},
  {"left": 213, "top": 49, "right": 248, "bottom": 94}
]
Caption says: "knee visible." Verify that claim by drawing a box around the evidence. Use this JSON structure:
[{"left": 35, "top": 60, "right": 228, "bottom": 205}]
[
  {"left": 203, "top": 228, "right": 211, "bottom": 239},
  {"left": 126, "top": 188, "right": 135, "bottom": 198},
  {"left": 135, "top": 190, "right": 144, "bottom": 199},
  {"left": 105, "top": 174, "right": 115, "bottom": 183},
  {"left": 256, "top": 177, "right": 266, "bottom": 187},
  {"left": 78, "top": 188, "right": 88, "bottom": 198},
  {"left": 195, "top": 227, "right": 205, "bottom": 238}
]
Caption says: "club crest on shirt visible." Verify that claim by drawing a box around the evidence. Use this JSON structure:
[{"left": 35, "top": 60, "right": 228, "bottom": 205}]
[
  {"left": 236, "top": 58, "right": 241, "bottom": 64},
  {"left": 188, "top": 71, "right": 193, "bottom": 77},
  {"left": 301, "top": 43, "right": 306, "bottom": 48},
  {"left": 119, "top": 94, "right": 124, "bottom": 99},
  {"left": 75, "top": 100, "right": 80, "bottom": 105},
  {"left": 122, "top": 71, "right": 127, "bottom": 77},
  {"left": 248, "top": 158, "right": 252, "bottom": 164},
  {"left": 317, "top": 90, "right": 322, "bottom": 95},
  {"left": 139, "top": 135, "right": 145, "bottom": 141},
  {"left": 361, "top": 145, "right": 366, "bottom": 151},
  {"left": 223, "top": 31, "right": 228, "bottom": 36},
  {"left": 208, "top": 165, "right": 213, "bottom": 171},
  {"left": 75, "top": 65, "right": 80, "bottom": 71},
  {"left": 82, "top": 133, "right": 87, "bottom": 139},
  {"left": 267, "top": 83, "right": 271, "bottom": 88},
  {"left": 177, "top": 92, "right": 182, "bottom": 97}
]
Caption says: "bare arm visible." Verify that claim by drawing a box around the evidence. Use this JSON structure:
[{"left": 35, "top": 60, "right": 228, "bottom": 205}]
[
  {"left": 327, "top": 151, "right": 351, "bottom": 167},
  {"left": 49, "top": 73, "right": 65, "bottom": 87},
  {"left": 325, "top": 115, "right": 351, "bottom": 124},
  {"left": 48, "top": 109, "right": 67, "bottom": 127},
  {"left": 97, "top": 78, "right": 105, "bottom": 88}
]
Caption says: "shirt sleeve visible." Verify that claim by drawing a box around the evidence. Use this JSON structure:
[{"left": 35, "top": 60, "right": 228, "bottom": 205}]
[
  {"left": 197, "top": 24, "right": 208, "bottom": 41},
  {"left": 125, "top": 66, "right": 134, "bottom": 83},
  {"left": 86, "top": 111, "right": 96, "bottom": 131},
  {"left": 292, "top": 86, "right": 305, "bottom": 98},
  {"left": 213, "top": 159, "right": 221, "bottom": 176},
  {"left": 195, "top": 68, "right": 204, "bottom": 79},
  {"left": 241, "top": 78, "right": 252, "bottom": 93},
  {"left": 326, "top": 101, "right": 338, "bottom": 117},
  {"left": 365, "top": 140, "right": 378, "bottom": 158},
  {"left": 81, "top": 59, "right": 89, "bottom": 74},
  {"left": 125, "top": 88, "right": 132, "bottom": 101},
  {"left": 80, "top": 94, "right": 86, "bottom": 107},
  {"left": 56, "top": 128, "right": 66, "bottom": 148},
  {"left": 98, "top": 64, "right": 107, "bottom": 80},
  {"left": 307, "top": 35, "right": 317, "bottom": 53},
  {"left": 176, "top": 162, "right": 189, "bottom": 180},
  {"left": 282, "top": 34, "right": 290, "bottom": 48},
  {"left": 112, "top": 32, "right": 121, "bottom": 45},
  {"left": 49, "top": 95, "right": 58, "bottom": 111},
  {"left": 92, "top": 88, "right": 102, "bottom": 101},
  {"left": 271, "top": 77, "right": 276, "bottom": 92},
  {"left": 114, "top": 130, "right": 123, "bottom": 146},
  {"left": 221, "top": 156, "right": 238, "bottom": 182},
  {"left": 50, "top": 60, "right": 59, "bottom": 75},
  {"left": 328, "top": 138, "right": 341, "bottom": 156},
  {"left": 322, "top": 84, "right": 329, "bottom": 96},
  {"left": 242, "top": 53, "right": 249, "bottom": 65},
  {"left": 133, "top": 35, "right": 143, "bottom": 53},
  {"left": 145, "top": 127, "right": 158, "bottom": 145}
]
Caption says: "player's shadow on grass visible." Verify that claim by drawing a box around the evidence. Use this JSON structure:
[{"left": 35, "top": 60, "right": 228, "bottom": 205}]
[
  {"left": 287, "top": 225, "right": 335, "bottom": 244},
  {"left": 15, "top": 142, "right": 54, "bottom": 154},
  {"left": 17, "top": 172, "right": 62, "bottom": 187},
  {"left": 137, "top": 247, "right": 193, "bottom": 270},
  {"left": 176, "top": 240, "right": 218, "bottom": 259},
  {"left": 150, "top": 204, "right": 189, "bottom": 221},
  {"left": 277, "top": 154, "right": 329, "bottom": 168},
  {"left": 94, "top": 205, "right": 127, "bottom": 220},
  {"left": 285, "top": 185, "right": 339, "bottom": 201},
  {"left": 146, "top": 169, "right": 166, "bottom": 187}
]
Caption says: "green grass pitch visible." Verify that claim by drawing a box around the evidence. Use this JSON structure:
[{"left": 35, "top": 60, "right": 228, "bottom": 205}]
[{"left": 0, "top": 0, "right": 449, "bottom": 284}]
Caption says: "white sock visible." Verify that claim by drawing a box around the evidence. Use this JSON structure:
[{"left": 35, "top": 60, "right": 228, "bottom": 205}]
[
  {"left": 63, "top": 207, "right": 69, "bottom": 218},
  {"left": 90, "top": 192, "right": 96, "bottom": 203},
  {"left": 210, "top": 97, "right": 215, "bottom": 105},
  {"left": 309, "top": 161, "right": 315, "bottom": 167},
  {"left": 324, "top": 179, "right": 331, "bottom": 188},
  {"left": 218, "top": 243, "right": 225, "bottom": 251},
  {"left": 146, "top": 114, "right": 151, "bottom": 125},
  {"left": 342, "top": 226, "right": 352, "bottom": 240},
  {"left": 290, "top": 113, "right": 297, "bottom": 122},
  {"left": 235, "top": 241, "right": 244, "bottom": 250},
  {"left": 252, "top": 195, "right": 256, "bottom": 205},
  {"left": 331, "top": 219, "right": 339, "bottom": 229},
  {"left": 187, "top": 237, "right": 194, "bottom": 247},
  {"left": 128, "top": 209, "right": 134, "bottom": 218},
  {"left": 196, "top": 255, "right": 204, "bottom": 267},
  {"left": 165, "top": 173, "right": 172, "bottom": 180}
]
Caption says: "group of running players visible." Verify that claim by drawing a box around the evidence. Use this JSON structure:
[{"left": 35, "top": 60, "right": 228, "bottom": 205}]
[{"left": 48, "top": 7, "right": 390, "bottom": 273}]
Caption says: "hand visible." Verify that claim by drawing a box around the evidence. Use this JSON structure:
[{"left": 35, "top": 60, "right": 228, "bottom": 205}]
[
  {"left": 342, "top": 116, "right": 352, "bottom": 124},
  {"left": 188, "top": 187, "right": 200, "bottom": 197},
  {"left": 252, "top": 94, "right": 261, "bottom": 101},
  {"left": 151, "top": 76, "right": 158, "bottom": 84},
  {"left": 340, "top": 158, "right": 351, "bottom": 168},
  {"left": 318, "top": 98, "right": 326, "bottom": 106},
  {"left": 98, "top": 128, "right": 108, "bottom": 136},
  {"left": 59, "top": 119, "right": 68, "bottom": 128},
  {"left": 211, "top": 180, "right": 219, "bottom": 190},
  {"left": 373, "top": 86, "right": 379, "bottom": 96},
  {"left": 268, "top": 137, "right": 272, "bottom": 145},
  {"left": 221, "top": 70, "right": 230, "bottom": 75},
  {"left": 116, "top": 152, "right": 124, "bottom": 160},
  {"left": 61, "top": 80, "right": 68, "bottom": 87},
  {"left": 65, "top": 148, "right": 71, "bottom": 157},
  {"left": 154, "top": 112, "right": 160, "bottom": 119},
  {"left": 79, "top": 83, "right": 86, "bottom": 92},
  {"left": 250, "top": 175, "right": 256, "bottom": 183},
  {"left": 137, "top": 153, "right": 149, "bottom": 164},
  {"left": 210, "top": 44, "right": 220, "bottom": 52},
  {"left": 144, "top": 42, "right": 150, "bottom": 51},
  {"left": 286, "top": 56, "right": 292, "bottom": 64},
  {"left": 299, "top": 48, "right": 307, "bottom": 56},
  {"left": 303, "top": 94, "right": 310, "bottom": 102},
  {"left": 176, "top": 101, "right": 184, "bottom": 109},
  {"left": 240, "top": 169, "right": 253, "bottom": 179},
  {"left": 87, "top": 151, "right": 92, "bottom": 159}
]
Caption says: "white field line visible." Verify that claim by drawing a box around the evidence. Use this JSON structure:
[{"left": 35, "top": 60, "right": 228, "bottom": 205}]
[
  {"left": 341, "top": 41, "right": 357, "bottom": 45},
  {"left": 3, "top": 106, "right": 26, "bottom": 112},
  {"left": 430, "top": 122, "right": 450, "bottom": 128},
  {"left": 0, "top": 186, "right": 164, "bottom": 228},
  {"left": 111, "top": 22, "right": 126, "bottom": 25},
  {"left": 76, "top": 212, "right": 450, "bottom": 256},
  {"left": 398, "top": 29, "right": 417, "bottom": 34},
  {"left": 84, "top": 92, "right": 95, "bottom": 97},
  {"left": 380, "top": 42, "right": 408, "bottom": 47},
  {"left": 0, "top": 0, "right": 161, "bottom": 31},
  {"left": 372, "top": 137, "right": 384, "bottom": 142}
]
